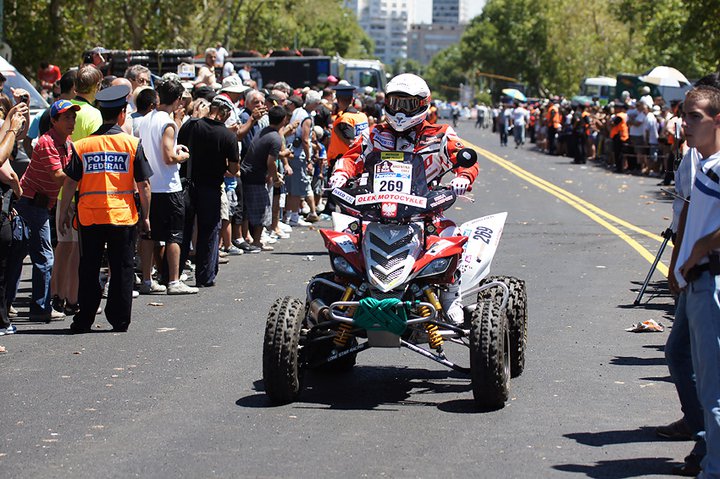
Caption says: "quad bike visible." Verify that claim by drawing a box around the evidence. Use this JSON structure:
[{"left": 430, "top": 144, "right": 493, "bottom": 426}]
[{"left": 263, "top": 148, "right": 528, "bottom": 408}]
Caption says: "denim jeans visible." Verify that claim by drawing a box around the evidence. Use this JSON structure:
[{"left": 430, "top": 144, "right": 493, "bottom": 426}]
[
  {"left": 687, "top": 271, "right": 720, "bottom": 477},
  {"left": 513, "top": 124, "right": 525, "bottom": 145},
  {"left": 666, "top": 291, "right": 706, "bottom": 457},
  {"left": 11, "top": 198, "right": 53, "bottom": 313}
]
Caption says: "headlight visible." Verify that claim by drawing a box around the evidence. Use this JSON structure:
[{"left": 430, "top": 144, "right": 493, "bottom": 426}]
[
  {"left": 332, "top": 255, "right": 359, "bottom": 276},
  {"left": 416, "top": 257, "right": 451, "bottom": 278}
]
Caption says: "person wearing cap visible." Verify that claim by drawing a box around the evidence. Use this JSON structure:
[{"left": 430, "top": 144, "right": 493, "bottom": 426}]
[
  {"left": 136, "top": 78, "right": 197, "bottom": 296},
  {"left": 57, "top": 85, "right": 154, "bottom": 333},
  {"left": 83, "top": 47, "right": 107, "bottom": 70},
  {"left": 9, "top": 100, "right": 81, "bottom": 322},
  {"left": 71, "top": 64, "right": 104, "bottom": 142},
  {"left": 218, "top": 76, "right": 250, "bottom": 131},
  {"left": 178, "top": 94, "right": 240, "bottom": 284},
  {"left": 326, "top": 84, "right": 369, "bottom": 166}
]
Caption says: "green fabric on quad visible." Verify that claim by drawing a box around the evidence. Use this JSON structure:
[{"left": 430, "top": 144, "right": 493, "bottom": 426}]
[{"left": 353, "top": 298, "right": 412, "bottom": 335}]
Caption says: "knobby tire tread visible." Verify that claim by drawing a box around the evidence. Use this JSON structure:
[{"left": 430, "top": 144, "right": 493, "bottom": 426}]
[
  {"left": 470, "top": 300, "right": 509, "bottom": 409},
  {"left": 263, "top": 296, "right": 304, "bottom": 405}
]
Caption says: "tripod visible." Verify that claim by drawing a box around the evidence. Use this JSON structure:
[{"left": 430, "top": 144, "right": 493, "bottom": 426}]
[{"left": 634, "top": 226, "right": 674, "bottom": 305}]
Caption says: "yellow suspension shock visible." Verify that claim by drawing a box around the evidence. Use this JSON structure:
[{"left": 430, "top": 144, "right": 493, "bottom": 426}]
[
  {"left": 422, "top": 288, "right": 444, "bottom": 350},
  {"left": 334, "top": 286, "right": 356, "bottom": 348}
]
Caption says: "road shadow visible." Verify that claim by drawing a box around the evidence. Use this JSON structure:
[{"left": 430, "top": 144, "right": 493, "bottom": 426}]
[
  {"left": 553, "top": 457, "right": 677, "bottom": 478},
  {"left": 565, "top": 426, "right": 657, "bottom": 447},
  {"left": 639, "top": 375, "right": 673, "bottom": 383},
  {"left": 236, "top": 366, "right": 499, "bottom": 413},
  {"left": 610, "top": 356, "right": 666, "bottom": 367}
]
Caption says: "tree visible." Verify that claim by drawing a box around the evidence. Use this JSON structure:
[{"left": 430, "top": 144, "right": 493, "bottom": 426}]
[{"left": 424, "top": 44, "right": 467, "bottom": 101}]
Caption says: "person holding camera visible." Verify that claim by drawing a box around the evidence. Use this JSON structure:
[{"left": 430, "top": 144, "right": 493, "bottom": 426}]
[{"left": 8, "top": 100, "right": 81, "bottom": 322}]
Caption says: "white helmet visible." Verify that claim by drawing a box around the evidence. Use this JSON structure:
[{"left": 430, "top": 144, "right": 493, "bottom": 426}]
[{"left": 384, "top": 73, "right": 431, "bottom": 132}]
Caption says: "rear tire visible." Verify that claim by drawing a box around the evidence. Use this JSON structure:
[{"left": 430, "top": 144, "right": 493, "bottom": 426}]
[
  {"left": 263, "top": 296, "right": 305, "bottom": 405},
  {"left": 478, "top": 276, "right": 527, "bottom": 377},
  {"left": 469, "top": 300, "right": 510, "bottom": 409}
]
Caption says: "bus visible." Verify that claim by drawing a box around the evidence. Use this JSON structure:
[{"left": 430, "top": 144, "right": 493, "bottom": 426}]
[{"left": 580, "top": 77, "right": 616, "bottom": 105}]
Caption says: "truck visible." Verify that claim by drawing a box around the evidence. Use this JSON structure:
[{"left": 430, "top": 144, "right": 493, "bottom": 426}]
[{"left": 219, "top": 54, "right": 387, "bottom": 91}]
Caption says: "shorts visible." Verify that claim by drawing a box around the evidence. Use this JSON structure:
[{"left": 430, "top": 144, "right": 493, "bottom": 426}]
[
  {"left": 220, "top": 186, "right": 229, "bottom": 221},
  {"left": 242, "top": 183, "right": 271, "bottom": 227},
  {"left": 286, "top": 156, "right": 310, "bottom": 197},
  {"left": 55, "top": 203, "right": 78, "bottom": 242},
  {"left": 231, "top": 179, "right": 244, "bottom": 225},
  {"left": 149, "top": 191, "right": 184, "bottom": 244},
  {"left": 226, "top": 186, "right": 240, "bottom": 220},
  {"left": 312, "top": 176, "right": 324, "bottom": 196}
]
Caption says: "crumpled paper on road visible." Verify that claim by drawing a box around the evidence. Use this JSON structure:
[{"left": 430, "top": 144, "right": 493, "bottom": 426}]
[{"left": 625, "top": 319, "right": 664, "bottom": 333}]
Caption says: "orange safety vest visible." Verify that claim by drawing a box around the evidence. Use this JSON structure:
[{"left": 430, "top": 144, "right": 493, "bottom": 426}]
[
  {"left": 546, "top": 104, "right": 561, "bottom": 129},
  {"left": 610, "top": 112, "right": 629, "bottom": 141},
  {"left": 74, "top": 133, "right": 139, "bottom": 227},
  {"left": 427, "top": 105, "right": 438, "bottom": 124},
  {"left": 327, "top": 109, "right": 369, "bottom": 163},
  {"left": 581, "top": 110, "right": 591, "bottom": 136}
]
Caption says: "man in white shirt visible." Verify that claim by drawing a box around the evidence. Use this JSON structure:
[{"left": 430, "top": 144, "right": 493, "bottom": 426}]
[
  {"left": 627, "top": 100, "right": 646, "bottom": 171},
  {"left": 671, "top": 84, "right": 720, "bottom": 477},
  {"left": 643, "top": 103, "right": 660, "bottom": 173},
  {"left": 511, "top": 102, "right": 529, "bottom": 148},
  {"left": 137, "top": 78, "right": 197, "bottom": 295}
]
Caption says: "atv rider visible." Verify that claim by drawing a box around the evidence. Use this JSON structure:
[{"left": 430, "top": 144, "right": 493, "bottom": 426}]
[{"left": 328, "top": 73, "right": 480, "bottom": 325}]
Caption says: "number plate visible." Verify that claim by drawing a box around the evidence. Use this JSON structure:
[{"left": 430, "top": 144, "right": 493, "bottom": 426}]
[{"left": 373, "top": 160, "right": 412, "bottom": 194}]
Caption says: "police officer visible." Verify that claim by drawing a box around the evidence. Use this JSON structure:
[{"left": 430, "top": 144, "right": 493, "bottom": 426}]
[
  {"left": 327, "top": 84, "right": 369, "bottom": 166},
  {"left": 58, "top": 85, "right": 153, "bottom": 333}
]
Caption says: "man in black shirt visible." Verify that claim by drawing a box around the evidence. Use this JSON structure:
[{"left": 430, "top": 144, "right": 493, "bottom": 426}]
[
  {"left": 240, "top": 105, "right": 287, "bottom": 252},
  {"left": 178, "top": 95, "right": 240, "bottom": 286}
]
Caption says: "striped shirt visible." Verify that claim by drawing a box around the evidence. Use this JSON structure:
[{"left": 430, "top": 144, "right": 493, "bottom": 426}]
[{"left": 19, "top": 128, "right": 73, "bottom": 208}]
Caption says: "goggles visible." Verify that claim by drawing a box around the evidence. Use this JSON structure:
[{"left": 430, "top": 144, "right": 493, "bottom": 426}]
[{"left": 385, "top": 94, "right": 428, "bottom": 116}]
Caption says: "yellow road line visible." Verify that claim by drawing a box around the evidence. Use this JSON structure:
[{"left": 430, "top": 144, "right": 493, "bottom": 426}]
[{"left": 471, "top": 144, "right": 669, "bottom": 277}]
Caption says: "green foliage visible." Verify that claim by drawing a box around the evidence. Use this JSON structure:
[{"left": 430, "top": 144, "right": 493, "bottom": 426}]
[
  {"left": 442, "top": 0, "right": 720, "bottom": 99},
  {"left": 3, "top": 0, "right": 373, "bottom": 81},
  {"left": 424, "top": 44, "right": 466, "bottom": 101}
]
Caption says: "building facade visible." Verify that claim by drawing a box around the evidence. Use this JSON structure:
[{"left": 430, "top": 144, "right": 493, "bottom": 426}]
[
  {"left": 345, "top": 0, "right": 414, "bottom": 65},
  {"left": 432, "top": 0, "right": 470, "bottom": 25},
  {"left": 407, "top": 23, "right": 465, "bottom": 64}
]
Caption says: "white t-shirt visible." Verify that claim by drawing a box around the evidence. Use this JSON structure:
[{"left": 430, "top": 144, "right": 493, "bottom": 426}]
[
  {"left": 672, "top": 148, "right": 698, "bottom": 232},
  {"left": 674, "top": 151, "right": 720, "bottom": 288},
  {"left": 137, "top": 110, "right": 182, "bottom": 193},
  {"left": 644, "top": 112, "right": 659, "bottom": 144},
  {"left": 629, "top": 110, "right": 646, "bottom": 137},
  {"left": 216, "top": 47, "right": 228, "bottom": 66},
  {"left": 511, "top": 107, "right": 528, "bottom": 126}
]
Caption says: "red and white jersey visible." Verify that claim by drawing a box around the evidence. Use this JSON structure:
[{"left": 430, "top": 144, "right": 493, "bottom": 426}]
[{"left": 332, "top": 121, "right": 479, "bottom": 184}]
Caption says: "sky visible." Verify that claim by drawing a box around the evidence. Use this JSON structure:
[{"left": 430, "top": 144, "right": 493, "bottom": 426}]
[{"left": 414, "top": 0, "right": 485, "bottom": 24}]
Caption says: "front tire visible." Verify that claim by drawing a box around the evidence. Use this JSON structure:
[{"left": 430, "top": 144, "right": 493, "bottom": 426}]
[
  {"left": 263, "top": 296, "right": 305, "bottom": 405},
  {"left": 479, "top": 276, "right": 527, "bottom": 377},
  {"left": 470, "top": 300, "right": 510, "bottom": 409}
]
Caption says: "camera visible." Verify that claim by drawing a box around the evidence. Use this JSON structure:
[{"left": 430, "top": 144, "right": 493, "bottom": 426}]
[{"left": 19, "top": 95, "right": 29, "bottom": 105}]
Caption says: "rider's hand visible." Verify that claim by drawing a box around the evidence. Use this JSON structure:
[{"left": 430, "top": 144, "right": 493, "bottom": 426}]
[
  {"left": 328, "top": 174, "right": 347, "bottom": 189},
  {"left": 450, "top": 176, "right": 471, "bottom": 196}
]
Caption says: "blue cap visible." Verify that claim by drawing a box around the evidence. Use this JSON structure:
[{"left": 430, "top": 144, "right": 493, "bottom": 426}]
[
  {"left": 50, "top": 99, "right": 81, "bottom": 118},
  {"left": 95, "top": 85, "right": 131, "bottom": 109}
]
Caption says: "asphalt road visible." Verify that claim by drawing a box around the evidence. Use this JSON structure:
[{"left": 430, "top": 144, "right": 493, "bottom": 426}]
[{"left": 1, "top": 121, "right": 688, "bottom": 478}]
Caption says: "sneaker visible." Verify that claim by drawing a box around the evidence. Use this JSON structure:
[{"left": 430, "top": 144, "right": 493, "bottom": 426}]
[
  {"left": 0, "top": 324, "right": 16, "bottom": 336},
  {"left": 244, "top": 244, "right": 262, "bottom": 254},
  {"left": 261, "top": 234, "right": 277, "bottom": 244},
  {"left": 179, "top": 273, "right": 189, "bottom": 282},
  {"left": 270, "top": 231, "right": 290, "bottom": 240},
  {"left": 305, "top": 213, "right": 320, "bottom": 223},
  {"left": 319, "top": 213, "right": 332, "bottom": 221},
  {"left": 260, "top": 244, "right": 275, "bottom": 251},
  {"left": 52, "top": 295, "right": 66, "bottom": 312},
  {"left": 218, "top": 249, "right": 229, "bottom": 258},
  {"left": 218, "top": 256, "right": 229, "bottom": 264},
  {"left": 64, "top": 302, "right": 81, "bottom": 316},
  {"left": 301, "top": 204, "right": 311, "bottom": 215},
  {"left": 224, "top": 245, "right": 244, "bottom": 256},
  {"left": 288, "top": 217, "right": 311, "bottom": 227},
  {"left": 139, "top": 280, "right": 167, "bottom": 295},
  {"left": 132, "top": 290, "right": 140, "bottom": 299},
  {"left": 656, "top": 418, "right": 693, "bottom": 441},
  {"left": 8, "top": 305, "right": 17, "bottom": 318},
  {"left": 184, "top": 260, "right": 196, "bottom": 272},
  {"left": 166, "top": 281, "right": 199, "bottom": 295},
  {"left": 30, "top": 309, "right": 66, "bottom": 322},
  {"left": 278, "top": 222, "right": 293, "bottom": 233},
  {"left": 235, "top": 240, "right": 256, "bottom": 252}
]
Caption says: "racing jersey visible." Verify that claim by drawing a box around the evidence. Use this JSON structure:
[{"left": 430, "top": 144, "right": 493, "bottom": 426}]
[{"left": 332, "top": 121, "right": 479, "bottom": 184}]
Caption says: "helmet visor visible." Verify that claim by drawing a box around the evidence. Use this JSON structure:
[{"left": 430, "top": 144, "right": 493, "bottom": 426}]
[{"left": 385, "top": 94, "right": 428, "bottom": 116}]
